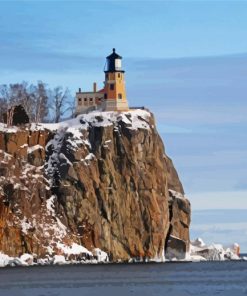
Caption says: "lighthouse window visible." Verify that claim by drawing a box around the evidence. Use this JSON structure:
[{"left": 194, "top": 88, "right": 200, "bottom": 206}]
[
  {"left": 115, "top": 59, "right": 121, "bottom": 70},
  {"left": 110, "top": 84, "right": 114, "bottom": 91},
  {"left": 118, "top": 93, "right": 122, "bottom": 99}
]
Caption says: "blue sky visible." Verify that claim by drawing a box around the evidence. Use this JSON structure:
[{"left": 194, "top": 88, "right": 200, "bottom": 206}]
[{"left": 0, "top": 0, "right": 247, "bottom": 250}]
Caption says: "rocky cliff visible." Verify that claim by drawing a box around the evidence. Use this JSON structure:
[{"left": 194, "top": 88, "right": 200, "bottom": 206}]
[{"left": 0, "top": 110, "right": 190, "bottom": 261}]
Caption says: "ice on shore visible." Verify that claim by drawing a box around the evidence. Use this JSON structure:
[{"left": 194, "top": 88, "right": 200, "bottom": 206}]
[
  {"left": 0, "top": 244, "right": 109, "bottom": 267},
  {"left": 0, "top": 253, "right": 13, "bottom": 267},
  {"left": 53, "top": 255, "right": 67, "bottom": 265},
  {"left": 187, "top": 238, "right": 241, "bottom": 262},
  {"left": 0, "top": 238, "right": 243, "bottom": 267}
]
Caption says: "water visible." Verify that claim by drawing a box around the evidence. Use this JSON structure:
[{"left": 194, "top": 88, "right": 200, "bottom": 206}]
[{"left": 0, "top": 261, "right": 246, "bottom": 296}]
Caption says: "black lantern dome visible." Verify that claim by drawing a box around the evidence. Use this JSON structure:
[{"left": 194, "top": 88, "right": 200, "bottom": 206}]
[{"left": 104, "top": 48, "right": 124, "bottom": 73}]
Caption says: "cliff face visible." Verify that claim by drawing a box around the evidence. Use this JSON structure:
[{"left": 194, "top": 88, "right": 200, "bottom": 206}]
[{"left": 0, "top": 110, "right": 190, "bottom": 261}]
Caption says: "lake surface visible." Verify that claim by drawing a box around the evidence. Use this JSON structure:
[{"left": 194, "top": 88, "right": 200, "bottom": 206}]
[{"left": 0, "top": 261, "right": 246, "bottom": 296}]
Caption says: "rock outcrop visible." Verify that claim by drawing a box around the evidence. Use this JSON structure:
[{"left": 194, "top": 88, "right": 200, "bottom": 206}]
[{"left": 0, "top": 110, "right": 190, "bottom": 261}]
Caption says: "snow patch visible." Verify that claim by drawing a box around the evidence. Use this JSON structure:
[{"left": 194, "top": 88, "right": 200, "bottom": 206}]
[
  {"left": 169, "top": 189, "right": 187, "bottom": 200},
  {"left": 92, "top": 248, "right": 109, "bottom": 262},
  {"left": 0, "top": 123, "right": 18, "bottom": 133},
  {"left": 57, "top": 242, "right": 92, "bottom": 256},
  {"left": 53, "top": 255, "right": 67, "bottom": 265},
  {"left": 27, "top": 145, "right": 44, "bottom": 154},
  {"left": 20, "top": 253, "right": 33, "bottom": 265},
  {"left": 151, "top": 249, "right": 165, "bottom": 263},
  {"left": 59, "top": 153, "right": 72, "bottom": 166},
  {"left": 46, "top": 195, "right": 56, "bottom": 214},
  {"left": 45, "top": 195, "right": 67, "bottom": 237},
  {"left": 20, "top": 217, "right": 33, "bottom": 234},
  {"left": 85, "top": 153, "right": 95, "bottom": 161},
  {"left": 0, "top": 253, "right": 13, "bottom": 267}
]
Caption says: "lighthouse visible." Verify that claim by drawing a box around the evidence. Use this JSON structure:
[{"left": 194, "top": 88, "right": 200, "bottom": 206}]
[
  {"left": 75, "top": 48, "right": 129, "bottom": 115},
  {"left": 103, "top": 48, "right": 129, "bottom": 111}
]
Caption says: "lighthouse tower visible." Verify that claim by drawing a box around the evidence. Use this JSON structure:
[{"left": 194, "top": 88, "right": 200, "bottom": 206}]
[
  {"left": 75, "top": 48, "right": 129, "bottom": 115},
  {"left": 103, "top": 48, "right": 129, "bottom": 111}
]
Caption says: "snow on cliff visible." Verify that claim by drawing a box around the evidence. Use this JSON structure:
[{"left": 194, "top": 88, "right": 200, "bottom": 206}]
[{"left": 0, "top": 109, "right": 151, "bottom": 134}]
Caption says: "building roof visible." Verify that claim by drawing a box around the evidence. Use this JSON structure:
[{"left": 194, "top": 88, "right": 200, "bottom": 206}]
[
  {"left": 97, "top": 88, "right": 105, "bottom": 93},
  {"left": 106, "top": 48, "right": 122, "bottom": 59}
]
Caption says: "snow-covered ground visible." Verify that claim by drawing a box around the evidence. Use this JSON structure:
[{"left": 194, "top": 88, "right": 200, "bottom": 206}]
[{"left": 0, "top": 109, "right": 152, "bottom": 135}]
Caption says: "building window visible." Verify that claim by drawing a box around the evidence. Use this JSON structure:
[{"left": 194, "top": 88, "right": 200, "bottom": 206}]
[
  {"left": 118, "top": 93, "right": 122, "bottom": 99},
  {"left": 106, "top": 74, "right": 109, "bottom": 80},
  {"left": 84, "top": 98, "right": 87, "bottom": 102},
  {"left": 104, "top": 93, "right": 107, "bottom": 100},
  {"left": 78, "top": 98, "right": 82, "bottom": 105},
  {"left": 110, "top": 84, "right": 114, "bottom": 91},
  {"left": 118, "top": 73, "right": 121, "bottom": 78},
  {"left": 90, "top": 98, "right": 93, "bottom": 102}
]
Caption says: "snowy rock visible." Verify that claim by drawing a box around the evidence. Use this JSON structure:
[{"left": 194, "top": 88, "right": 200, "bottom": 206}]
[
  {"left": 8, "top": 258, "right": 27, "bottom": 267},
  {"left": 189, "top": 238, "right": 241, "bottom": 261},
  {"left": 165, "top": 236, "right": 186, "bottom": 260},
  {"left": 53, "top": 255, "right": 67, "bottom": 265},
  {"left": 232, "top": 243, "right": 240, "bottom": 256},
  {"left": 37, "top": 258, "right": 51, "bottom": 265},
  {"left": 165, "top": 190, "right": 191, "bottom": 260},
  {"left": 56, "top": 242, "right": 93, "bottom": 261},
  {"left": 0, "top": 253, "right": 12, "bottom": 267},
  {"left": 20, "top": 253, "right": 34, "bottom": 265},
  {"left": 92, "top": 248, "right": 109, "bottom": 262}
]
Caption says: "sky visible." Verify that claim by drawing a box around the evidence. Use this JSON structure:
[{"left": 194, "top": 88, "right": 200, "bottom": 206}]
[{"left": 0, "top": 0, "right": 247, "bottom": 250}]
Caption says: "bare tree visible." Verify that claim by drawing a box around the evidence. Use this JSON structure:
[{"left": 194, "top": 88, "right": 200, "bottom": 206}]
[
  {"left": 33, "top": 81, "right": 49, "bottom": 123},
  {"left": 0, "top": 82, "right": 73, "bottom": 124},
  {"left": 49, "top": 87, "right": 72, "bottom": 123},
  {"left": 8, "top": 82, "right": 34, "bottom": 120},
  {"left": 0, "top": 85, "right": 11, "bottom": 123}
]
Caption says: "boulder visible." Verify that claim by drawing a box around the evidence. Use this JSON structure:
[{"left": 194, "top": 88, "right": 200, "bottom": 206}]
[{"left": 165, "top": 235, "right": 187, "bottom": 260}]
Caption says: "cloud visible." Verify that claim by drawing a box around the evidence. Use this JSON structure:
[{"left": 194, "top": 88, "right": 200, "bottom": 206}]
[
  {"left": 234, "top": 181, "right": 247, "bottom": 191},
  {"left": 127, "top": 54, "right": 247, "bottom": 125},
  {"left": 192, "top": 209, "right": 247, "bottom": 224},
  {"left": 190, "top": 209, "right": 247, "bottom": 252},
  {"left": 188, "top": 191, "right": 247, "bottom": 210},
  {"left": 156, "top": 123, "right": 192, "bottom": 134}
]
